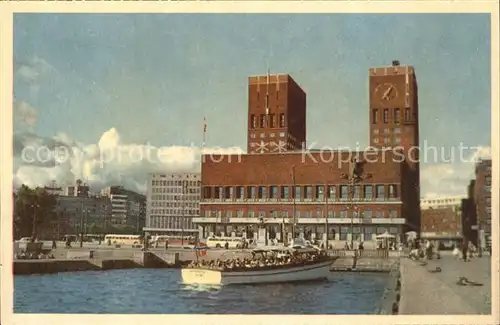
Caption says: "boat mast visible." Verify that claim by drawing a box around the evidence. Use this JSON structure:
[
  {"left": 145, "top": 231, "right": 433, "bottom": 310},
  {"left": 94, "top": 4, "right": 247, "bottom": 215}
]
[
  {"left": 324, "top": 181, "right": 329, "bottom": 250},
  {"left": 292, "top": 165, "right": 297, "bottom": 239}
]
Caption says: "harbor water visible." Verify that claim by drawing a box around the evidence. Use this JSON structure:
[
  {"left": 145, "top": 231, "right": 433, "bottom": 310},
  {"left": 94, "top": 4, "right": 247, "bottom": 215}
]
[{"left": 15, "top": 269, "right": 391, "bottom": 314}]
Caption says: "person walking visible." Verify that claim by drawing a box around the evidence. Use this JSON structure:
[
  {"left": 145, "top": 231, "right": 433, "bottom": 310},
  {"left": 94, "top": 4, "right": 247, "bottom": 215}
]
[{"left": 461, "top": 239, "right": 468, "bottom": 262}]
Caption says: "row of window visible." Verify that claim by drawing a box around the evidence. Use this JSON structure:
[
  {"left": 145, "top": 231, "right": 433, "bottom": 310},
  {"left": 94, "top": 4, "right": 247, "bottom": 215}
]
[
  {"left": 150, "top": 194, "right": 200, "bottom": 201},
  {"left": 203, "top": 184, "right": 398, "bottom": 200},
  {"left": 151, "top": 180, "right": 201, "bottom": 186},
  {"left": 373, "top": 127, "right": 402, "bottom": 135},
  {"left": 373, "top": 137, "right": 401, "bottom": 145},
  {"left": 148, "top": 216, "right": 196, "bottom": 230},
  {"left": 250, "top": 131, "right": 287, "bottom": 139},
  {"left": 150, "top": 201, "right": 199, "bottom": 208},
  {"left": 152, "top": 187, "right": 200, "bottom": 194},
  {"left": 149, "top": 209, "right": 199, "bottom": 216},
  {"left": 372, "top": 107, "right": 412, "bottom": 124},
  {"left": 250, "top": 113, "right": 286, "bottom": 129},
  {"left": 203, "top": 209, "right": 399, "bottom": 218},
  {"left": 205, "top": 225, "right": 400, "bottom": 241}
]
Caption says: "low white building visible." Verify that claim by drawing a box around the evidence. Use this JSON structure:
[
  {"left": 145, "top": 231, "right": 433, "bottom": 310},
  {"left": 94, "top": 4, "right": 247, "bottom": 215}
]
[
  {"left": 144, "top": 173, "right": 201, "bottom": 236},
  {"left": 420, "top": 196, "right": 465, "bottom": 210}
]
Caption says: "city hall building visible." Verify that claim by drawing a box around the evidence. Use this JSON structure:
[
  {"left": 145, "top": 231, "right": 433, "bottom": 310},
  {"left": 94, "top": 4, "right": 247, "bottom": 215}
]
[{"left": 193, "top": 61, "right": 421, "bottom": 244}]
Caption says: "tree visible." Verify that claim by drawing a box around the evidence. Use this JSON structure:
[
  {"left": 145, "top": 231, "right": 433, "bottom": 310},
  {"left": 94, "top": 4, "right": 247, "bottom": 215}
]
[{"left": 13, "top": 185, "right": 58, "bottom": 240}]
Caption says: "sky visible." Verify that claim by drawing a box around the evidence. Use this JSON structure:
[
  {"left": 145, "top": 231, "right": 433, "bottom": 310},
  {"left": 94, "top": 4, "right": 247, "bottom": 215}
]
[{"left": 13, "top": 13, "right": 492, "bottom": 196}]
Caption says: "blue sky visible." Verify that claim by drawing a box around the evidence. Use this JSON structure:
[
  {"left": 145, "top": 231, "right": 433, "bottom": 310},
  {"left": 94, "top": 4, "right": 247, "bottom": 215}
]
[{"left": 12, "top": 13, "right": 492, "bottom": 196}]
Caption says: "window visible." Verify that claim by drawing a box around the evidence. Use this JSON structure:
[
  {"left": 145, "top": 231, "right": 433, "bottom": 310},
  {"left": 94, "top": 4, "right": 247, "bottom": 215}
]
[
  {"left": 258, "top": 186, "right": 267, "bottom": 199},
  {"left": 260, "top": 115, "right": 266, "bottom": 128},
  {"left": 260, "top": 133, "right": 265, "bottom": 138},
  {"left": 389, "top": 184, "right": 397, "bottom": 198},
  {"left": 376, "top": 227, "right": 387, "bottom": 234},
  {"left": 249, "top": 186, "right": 256, "bottom": 199},
  {"left": 328, "top": 186, "right": 336, "bottom": 200},
  {"left": 364, "top": 185, "right": 373, "bottom": 200},
  {"left": 279, "top": 132, "right": 285, "bottom": 137},
  {"left": 404, "top": 108, "right": 411, "bottom": 122},
  {"left": 372, "top": 109, "right": 378, "bottom": 124},
  {"left": 389, "top": 210, "right": 398, "bottom": 218},
  {"left": 363, "top": 227, "right": 373, "bottom": 241},
  {"left": 340, "top": 185, "right": 349, "bottom": 200},
  {"left": 270, "top": 114, "right": 275, "bottom": 128},
  {"left": 270, "top": 186, "right": 278, "bottom": 199},
  {"left": 373, "top": 138, "right": 379, "bottom": 144},
  {"left": 394, "top": 137, "right": 401, "bottom": 144},
  {"left": 316, "top": 185, "right": 325, "bottom": 200},
  {"left": 485, "top": 176, "right": 491, "bottom": 186},
  {"left": 353, "top": 185, "right": 360, "bottom": 199},
  {"left": 384, "top": 137, "right": 390, "bottom": 144},
  {"left": 316, "top": 208, "right": 322, "bottom": 217},
  {"left": 340, "top": 210, "right": 347, "bottom": 218},
  {"left": 373, "top": 129, "right": 379, "bottom": 135},
  {"left": 282, "top": 186, "right": 290, "bottom": 199},
  {"left": 384, "top": 128, "right": 390, "bottom": 134},
  {"left": 376, "top": 185, "right": 385, "bottom": 200},
  {"left": 279, "top": 113, "right": 285, "bottom": 127},
  {"left": 394, "top": 127, "right": 401, "bottom": 134},
  {"left": 383, "top": 109, "right": 389, "bottom": 123},
  {"left": 294, "top": 186, "right": 301, "bottom": 199},
  {"left": 270, "top": 133, "right": 275, "bottom": 138},
  {"left": 305, "top": 186, "right": 313, "bottom": 199},
  {"left": 394, "top": 108, "right": 400, "bottom": 123},
  {"left": 237, "top": 186, "right": 244, "bottom": 199},
  {"left": 363, "top": 210, "right": 372, "bottom": 219},
  {"left": 340, "top": 227, "right": 349, "bottom": 240},
  {"left": 250, "top": 115, "right": 257, "bottom": 129}
]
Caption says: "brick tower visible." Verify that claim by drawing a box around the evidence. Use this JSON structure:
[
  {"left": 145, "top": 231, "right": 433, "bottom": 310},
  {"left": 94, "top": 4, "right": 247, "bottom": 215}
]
[
  {"left": 368, "top": 60, "right": 421, "bottom": 232},
  {"left": 247, "top": 73, "right": 306, "bottom": 154}
]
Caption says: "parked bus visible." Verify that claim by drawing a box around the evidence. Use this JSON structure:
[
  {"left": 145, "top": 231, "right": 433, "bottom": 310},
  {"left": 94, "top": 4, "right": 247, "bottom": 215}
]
[
  {"left": 151, "top": 235, "right": 197, "bottom": 247},
  {"left": 104, "top": 234, "right": 141, "bottom": 246},
  {"left": 206, "top": 236, "right": 246, "bottom": 249}
]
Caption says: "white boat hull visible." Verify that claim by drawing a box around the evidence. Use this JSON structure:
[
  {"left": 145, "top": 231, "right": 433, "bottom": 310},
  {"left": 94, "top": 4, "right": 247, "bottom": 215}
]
[{"left": 181, "top": 260, "right": 333, "bottom": 285}]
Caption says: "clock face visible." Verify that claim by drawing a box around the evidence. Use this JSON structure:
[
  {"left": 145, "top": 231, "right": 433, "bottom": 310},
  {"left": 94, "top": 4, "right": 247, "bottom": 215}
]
[{"left": 374, "top": 83, "right": 398, "bottom": 103}]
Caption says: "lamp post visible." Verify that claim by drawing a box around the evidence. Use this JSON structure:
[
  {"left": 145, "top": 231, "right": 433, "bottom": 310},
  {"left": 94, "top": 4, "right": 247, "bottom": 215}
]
[
  {"left": 79, "top": 198, "right": 84, "bottom": 248},
  {"left": 181, "top": 180, "right": 188, "bottom": 247},
  {"left": 30, "top": 202, "right": 40, "bottom": 243},
  {"left": 341, "top": 157, "right": 362, "bottom": 250}
]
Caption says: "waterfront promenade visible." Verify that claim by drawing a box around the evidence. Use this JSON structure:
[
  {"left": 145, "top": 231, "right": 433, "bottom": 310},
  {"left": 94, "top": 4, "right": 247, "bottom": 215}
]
[{"left": 399, "top": 255, "right": 492, "bottom": 315}]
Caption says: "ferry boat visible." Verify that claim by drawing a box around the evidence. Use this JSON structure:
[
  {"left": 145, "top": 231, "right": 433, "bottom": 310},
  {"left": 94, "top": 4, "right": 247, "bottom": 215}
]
[{"left": 181, "top": 239, "right": 337, "bottom": 285}]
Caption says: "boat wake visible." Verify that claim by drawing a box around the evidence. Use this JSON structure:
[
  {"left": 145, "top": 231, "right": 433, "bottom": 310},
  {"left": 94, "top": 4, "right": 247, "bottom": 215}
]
[{"left": 180, "top": 283, "right": 222, "bottom": 292}]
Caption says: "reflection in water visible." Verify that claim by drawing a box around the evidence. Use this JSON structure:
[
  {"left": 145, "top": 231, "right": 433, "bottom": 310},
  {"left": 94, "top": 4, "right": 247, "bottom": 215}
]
[{"left": 15, "top": 269, "right": 390, "bottom": 314}]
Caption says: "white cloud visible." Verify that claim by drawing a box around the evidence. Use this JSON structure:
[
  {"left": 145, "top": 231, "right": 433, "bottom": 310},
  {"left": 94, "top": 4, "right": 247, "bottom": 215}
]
[
  {"left": 420, "top": 145, "right": 491, "bottom": 199},
  {"left": 12, "top": 128, "right": 490, "bottom": 198},
  {"left": 14, "top": 100, "right": 38, "bottom": 126},
  {"left": 16, "top": 56, "right": 58, "bottom": 82},
  {"left": 13, "top": 127, "right": 244, "bottom": 194}
]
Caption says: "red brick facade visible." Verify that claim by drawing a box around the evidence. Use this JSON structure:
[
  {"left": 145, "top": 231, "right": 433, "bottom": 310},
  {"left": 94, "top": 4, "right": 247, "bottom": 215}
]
[
  {"left": 196, "top": 63, "right": 421, "bottom": 243},
  {"left": 420, "top": 207, "right": 462, "bottom": 238},
  {"left": 247, "top": 74, "right": 306, "bottom": 154}
]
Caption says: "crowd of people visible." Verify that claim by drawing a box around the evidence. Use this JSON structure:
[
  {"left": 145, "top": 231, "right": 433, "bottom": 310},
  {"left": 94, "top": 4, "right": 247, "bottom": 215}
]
[
  {"left": 187, "top": 250, "right": 328, "bottom": 272},
  {"left": 15, "top": 251, "right": 55, "bottom": 260}
]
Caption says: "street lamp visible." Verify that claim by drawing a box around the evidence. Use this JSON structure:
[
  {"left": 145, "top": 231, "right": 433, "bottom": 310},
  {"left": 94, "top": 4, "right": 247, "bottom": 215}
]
[
  {"left": 30, "top": 202, "right": 40, "bottom": 242},
  {"left": 291, "top": 165, "right": 297, "bottom": 240}
]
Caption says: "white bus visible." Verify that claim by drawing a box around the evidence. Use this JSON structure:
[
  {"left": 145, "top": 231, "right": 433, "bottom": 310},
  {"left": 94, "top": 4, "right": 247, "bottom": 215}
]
[
  {"left": 104, "top": 234, "right": 141, "bottom": 246},
  {"left": 206, "top": 236, "right": 246, "bottom": 249}
]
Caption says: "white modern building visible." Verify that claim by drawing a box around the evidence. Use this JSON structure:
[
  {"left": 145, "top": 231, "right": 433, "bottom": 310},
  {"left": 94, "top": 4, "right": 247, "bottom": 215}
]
[
  {"left": 420, "top": 196, "right": 466, "bottom": 210},
  {"left": 144, "top": 173, "right": 201, "bottom": 236},
  {"left": 100, "top": 186, "right": 146, "bottom": 228}
]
